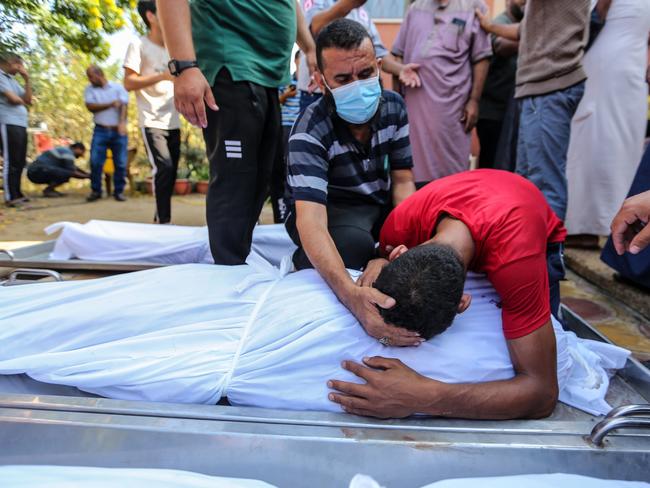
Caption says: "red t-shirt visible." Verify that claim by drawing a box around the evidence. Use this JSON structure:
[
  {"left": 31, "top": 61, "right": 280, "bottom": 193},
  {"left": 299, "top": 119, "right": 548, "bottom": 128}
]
[{"left": 380, "top": 170, "right": 566, "bottom": 340}]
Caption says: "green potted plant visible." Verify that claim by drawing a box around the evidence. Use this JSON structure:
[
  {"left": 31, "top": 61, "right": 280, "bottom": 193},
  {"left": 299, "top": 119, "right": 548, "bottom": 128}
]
[{"left": 194, "top": 164, "right": 210, "bottom": 194}]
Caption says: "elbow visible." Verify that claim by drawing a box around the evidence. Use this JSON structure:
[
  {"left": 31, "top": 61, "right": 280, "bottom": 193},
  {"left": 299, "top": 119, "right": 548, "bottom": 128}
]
[{"left": 526, "top": 381, "right": 559, "bottom": 419}]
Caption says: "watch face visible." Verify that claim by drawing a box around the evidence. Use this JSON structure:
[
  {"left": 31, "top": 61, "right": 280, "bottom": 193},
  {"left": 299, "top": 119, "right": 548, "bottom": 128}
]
[{"left": 168, "top": 60, "right": 178, "bottom": 76}]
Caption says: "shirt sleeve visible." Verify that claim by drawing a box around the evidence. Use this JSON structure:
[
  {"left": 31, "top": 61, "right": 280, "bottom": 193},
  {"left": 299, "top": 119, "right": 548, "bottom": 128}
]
[
  {"left": 0, "top": 75, "right": 11, "bottom": 95},
  {"left": 471, "top": 2, "right": 493, "bottom": 63},
  {"left": 287, "top": 129, "right": 330, "bottom": 205},
  {"left": 489, "top": 254, "right": 552, "bottom": 340},
  {"left": 117, "top": 84, "right": 129, "bottom": 104},
  {"left": 368, "top": 19, "right": 388, "bottom": 58},
  {"left": 389, "top": 97, "right": 413, "bottom": 170},
  {"left": 123, "top": 38, "right": 142, "bottom": 74},
  {"left": 83, "top": 86, "right": 96, "bottom": 104}
]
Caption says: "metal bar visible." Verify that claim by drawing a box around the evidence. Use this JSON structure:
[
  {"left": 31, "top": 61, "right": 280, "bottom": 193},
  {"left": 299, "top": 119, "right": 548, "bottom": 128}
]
[
  {"left": 589, "top": 417, "right": 650, "bottom": 447},
  {"left": 606, "top": 404, "right": 650, "bottom": 419},
  {"left": 0, "top": 249, "right": 15, "bottom": 260},
  {"left": 4, "top": 268, "right": 63, "bottom": 285}
]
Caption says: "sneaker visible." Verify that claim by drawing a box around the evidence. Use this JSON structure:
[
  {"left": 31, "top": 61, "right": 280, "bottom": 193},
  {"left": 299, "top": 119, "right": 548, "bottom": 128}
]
[
  {"left": 114, "top": 193, "right": 127, "bottom": 202},
  {"left": 43, "top": 188, "right": 65, "bottom": 198},
  {"left": 86, "top": 192, "right": 102, "bottom": 202}
]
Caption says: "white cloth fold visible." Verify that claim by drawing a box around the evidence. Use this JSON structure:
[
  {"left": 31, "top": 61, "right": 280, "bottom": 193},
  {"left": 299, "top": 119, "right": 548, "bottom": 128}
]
[
  {"left": 45, "top": 220, "right": 296, "bottom": 268},
  {"left": 0, "top": 263, "right": 629, "bottom": 415}
]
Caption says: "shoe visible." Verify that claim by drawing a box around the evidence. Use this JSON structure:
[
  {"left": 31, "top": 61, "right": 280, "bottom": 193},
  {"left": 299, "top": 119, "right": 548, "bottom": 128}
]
[
  {"left": 86, "top": 192, "right": 102, "bottom": 202},
  {"left": 114, "top": 193, "right": 127, "bottom": 202},
  {"left": 43, "top": 188, "right": 65, "bottom": 198},
  {"left": 18, "top": 196, "right": 31, "bottom": 203}
]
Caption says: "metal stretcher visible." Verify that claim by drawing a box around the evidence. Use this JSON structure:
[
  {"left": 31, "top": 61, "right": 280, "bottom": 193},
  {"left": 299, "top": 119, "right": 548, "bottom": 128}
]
[
  {"left": 0, "top": 241, "right": 161, "bottom": 272},
  {"left": 1, "top": 304, "right": 649, "bottom": 486}
]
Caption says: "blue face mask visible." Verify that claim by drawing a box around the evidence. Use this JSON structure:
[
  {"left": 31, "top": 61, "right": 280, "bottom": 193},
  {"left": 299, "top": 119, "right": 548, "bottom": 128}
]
[{"left": 325, "top": 75, "right": 382, "bottom": 125}]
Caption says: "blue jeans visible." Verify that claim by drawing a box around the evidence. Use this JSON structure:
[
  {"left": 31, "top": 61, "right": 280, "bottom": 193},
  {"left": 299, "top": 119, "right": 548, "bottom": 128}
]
[
  {"left": 90, "top": 125, "right": 127, "bottom": 195},
  {"left": 516, "top": 82, "right": 585, "bottom": 220},
  {"left": 547, "top": 242, "right": 566, "bottom": 321}
]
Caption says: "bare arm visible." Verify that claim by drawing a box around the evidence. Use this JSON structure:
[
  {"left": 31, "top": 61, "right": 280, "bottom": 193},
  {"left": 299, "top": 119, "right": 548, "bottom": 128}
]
[
  {"left": 86, "top": 101, "right": 119, "bottom": 113},
  {"left": 15, "top": 66, "right": 32, "bottom": 105},
  {"left": 461, "top": 58, "right": 489, "bottom": 132},
  {"left": 117, "top": 102, "right": 128, "bottom": 135},
  {"left": 390, "top": 169, "right": 416, "bottom": 207},
  {"left": 123, "top": 67, "right": 172, "bottom": 91},
  {"left": 493, "top": 37, "right": 519, "bottom": 57},
  {"left": 157, "top": 0, "right": 218, "bottom": 128},
  {"left": 596, "top": 0, "right": 612, "bottom": 20},
  {"left": 475, "top": 9, "right": 520, "bottom": 41},
  {"left": 2, "top": 90, "right": 26, "bottom": 106},
  {"left": 296, "top": 200, "right": 421, "bottom": 346},
  {"left": 329, "top": 321, "right": 559, "bottom": 419},
  {"left": 310, "top": 0, "right": 365, "bottom": 36}
]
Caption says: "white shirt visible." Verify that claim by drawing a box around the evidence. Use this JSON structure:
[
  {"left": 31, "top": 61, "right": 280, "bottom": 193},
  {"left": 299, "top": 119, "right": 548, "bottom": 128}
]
[
  {"left": 83, "top": 81, "right": 129, "bottom": 127},
  {"left": 123, "top": 35, "right": 180, "bottom": 130}
]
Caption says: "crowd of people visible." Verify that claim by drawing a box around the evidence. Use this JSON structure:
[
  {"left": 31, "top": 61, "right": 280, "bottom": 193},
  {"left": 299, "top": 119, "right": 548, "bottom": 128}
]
[{"left": 1, "top": 0, "right": 650, "bottom": 419}]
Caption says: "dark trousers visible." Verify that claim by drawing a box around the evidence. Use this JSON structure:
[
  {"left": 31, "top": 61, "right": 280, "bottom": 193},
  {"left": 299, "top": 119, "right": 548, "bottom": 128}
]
[
  {"left": 270, "top": 125, "right": 291, "bottom": 223},
  {"left": 476, "top": 119, "right": 503, "bottom": 169},
  {"left": 142, "top": 127, "right": 181, "bottom": 224},
  {"left": 547, "top": 242, "right": 566, "bottom": 321},
  {"left": 285, "top": 201, "right": 383, "bottom": 271},
  {"left": 1, "top": 123, "right": 27, "bottom": 202},
  {"left": 204, "top": 69, "right": 281, "bottom": 265},
  {"left": 90, "top": 125, "right": 127, "bottom": 195}
]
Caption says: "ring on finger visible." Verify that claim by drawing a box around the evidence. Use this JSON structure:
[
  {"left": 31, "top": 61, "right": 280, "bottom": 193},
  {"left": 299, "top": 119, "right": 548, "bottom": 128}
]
[{"left": 379, "top": 336, "right": 391, "bottom": 346}]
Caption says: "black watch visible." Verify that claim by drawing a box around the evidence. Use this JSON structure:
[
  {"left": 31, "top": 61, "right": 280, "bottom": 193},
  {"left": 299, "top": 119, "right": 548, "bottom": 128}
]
[{"left": 168, "top": 59, "right": 199, "bottom": 77}]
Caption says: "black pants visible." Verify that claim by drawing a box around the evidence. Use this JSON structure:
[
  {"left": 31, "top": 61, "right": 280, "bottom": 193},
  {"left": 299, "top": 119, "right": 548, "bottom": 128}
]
[
  {"left": 204, "top": 69, "right": 281, "bottom": 265},
  {"left": 142, "top": 127, "right": 181, "bottom": 224},
  {"left": 476, "top": 119, "right": 504, "bottom": 169},
  {"left": 285, "top": 201, "right": 383, "bottom": 271},
  {"left": 26, "top": 165, "right": 71, "bottom": 186},
  {"left": 1, "top": 124, "right": 27, "bottom": 202},
  {"left": 270, "top": 125, "right": 291, "bottom": 223}
]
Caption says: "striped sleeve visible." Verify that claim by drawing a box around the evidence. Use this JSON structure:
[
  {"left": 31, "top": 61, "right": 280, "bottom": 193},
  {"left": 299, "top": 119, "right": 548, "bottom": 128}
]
[
  {"left": 389, "top": 98, "right": 413, "bottom": 170},
  {"left": 287, "top": 131, "right": 330, "bottom": 205}
]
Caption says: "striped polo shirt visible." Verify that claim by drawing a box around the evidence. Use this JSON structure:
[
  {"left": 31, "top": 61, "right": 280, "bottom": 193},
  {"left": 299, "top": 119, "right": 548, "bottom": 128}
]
[{"left": 287, "top": 90, "right": 413, "bottom": 206}]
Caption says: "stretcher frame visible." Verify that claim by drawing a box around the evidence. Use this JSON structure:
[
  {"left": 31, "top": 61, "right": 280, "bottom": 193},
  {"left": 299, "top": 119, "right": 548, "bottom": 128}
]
[{"left": 0, "top": 304, "right": 648, "bottom": 486}]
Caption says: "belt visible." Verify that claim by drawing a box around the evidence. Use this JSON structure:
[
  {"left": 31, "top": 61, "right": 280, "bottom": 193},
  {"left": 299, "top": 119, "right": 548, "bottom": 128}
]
[{"left": 96, "top": 124, "right": 119, "bottom": 131}]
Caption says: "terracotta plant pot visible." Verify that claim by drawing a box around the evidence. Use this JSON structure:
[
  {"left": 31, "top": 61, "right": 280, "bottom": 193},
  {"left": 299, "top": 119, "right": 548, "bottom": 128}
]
[
  {"left": 196, "top": 180, "right": 209, "bottom": 194},
  {"left": 174, "top": 178, "right": 192, "bottom": 195},
  {"left": 144, "top": 177, "right": 154, "bottom": 195}
]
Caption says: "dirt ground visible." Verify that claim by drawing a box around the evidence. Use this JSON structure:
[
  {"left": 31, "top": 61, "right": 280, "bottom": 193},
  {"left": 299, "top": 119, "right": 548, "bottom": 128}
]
[{"left": 0, "top": 188, "right": 274, "bottom": 245}]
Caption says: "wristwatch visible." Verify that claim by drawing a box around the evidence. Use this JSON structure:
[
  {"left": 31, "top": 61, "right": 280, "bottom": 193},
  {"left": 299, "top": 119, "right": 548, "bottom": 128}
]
[{"left": 168, "top": 59, "right": 199, "bottom": 77}]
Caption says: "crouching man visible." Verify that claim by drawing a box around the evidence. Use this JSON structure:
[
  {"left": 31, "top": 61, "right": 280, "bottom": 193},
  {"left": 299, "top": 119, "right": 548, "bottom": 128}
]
[
  {"left": 285, "top": 18, "right": 417, "bottom": 344},
  {"left": 27, "top": 142, "right": 90, "bottom": 197},
  {"left": 328, "top": 169, "right": 567, "bottom": 420}
]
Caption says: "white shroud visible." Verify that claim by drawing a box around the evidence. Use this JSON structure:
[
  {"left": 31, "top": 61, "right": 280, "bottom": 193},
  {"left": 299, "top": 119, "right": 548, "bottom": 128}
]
[
  {"left": 45, "top": 220, "right": 296, "bottom": 267},
  {"left": 0, "top": 257, "right": 629, "bottom": 415}
]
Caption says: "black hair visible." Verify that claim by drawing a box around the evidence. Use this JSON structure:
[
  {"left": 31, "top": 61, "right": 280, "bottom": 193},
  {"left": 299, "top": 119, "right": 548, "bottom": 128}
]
[
  {"left": 373, "top": 244, "right": 466, "bottom": 340},
  {"left": 315, "top": 18, "right": 374, "bottom": 71},
  {"left": 0, "top": 52, "right": 22, "bottom": 64},
  {"left": 70, "top": 142, "right": 86, "bottom": 152},
  {"left": 137, "top": 0, "right": 156, "bottom": 29}
]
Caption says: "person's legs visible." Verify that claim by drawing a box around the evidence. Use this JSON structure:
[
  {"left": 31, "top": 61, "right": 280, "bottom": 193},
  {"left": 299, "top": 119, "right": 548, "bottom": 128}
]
[
  {"left": 546, "top": 242, "right": 566, "bottom": 322},
  {"left": 1, "top": 124, "right": 28, "bottom": 202},
  {"left": 270, "top": 125, "right": 291, "bottom": 223},
  {"left": 516, "top": 82, "right": 585, "bottom": 220},
  {"left": 142, "top": 128, "right": 179, "bottom": 223},
  {"left": 109, "top": 131, "right": 128, "bottom": 197},
  {"left": 287, "top": 202, "right": 380, "bottom": 270},
  {"left": 89, "top": 127, "right": 110, "bottom": 196},
  {"left": 476, "top": 119, "right": 503, "bottom": 169},
  {"left": 204, "top": 69, "right": 280, "bottom": 265}
]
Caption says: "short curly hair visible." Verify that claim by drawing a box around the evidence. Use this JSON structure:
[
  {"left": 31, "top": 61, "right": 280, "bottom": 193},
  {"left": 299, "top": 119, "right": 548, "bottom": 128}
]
[{"left": 373, "top": 244, "right": 465, "bottom": 339}]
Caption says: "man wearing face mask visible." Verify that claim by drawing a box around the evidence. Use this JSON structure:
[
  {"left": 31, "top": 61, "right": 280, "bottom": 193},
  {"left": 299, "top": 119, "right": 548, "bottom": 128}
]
[{"left": 285, "top": 19, "right": 418, "bottom": 346}]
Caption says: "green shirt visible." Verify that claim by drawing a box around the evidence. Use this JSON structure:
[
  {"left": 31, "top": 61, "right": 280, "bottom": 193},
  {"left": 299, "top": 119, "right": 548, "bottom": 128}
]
[{"left": 191, "top": 0, "right": 296, "bottom": 88}]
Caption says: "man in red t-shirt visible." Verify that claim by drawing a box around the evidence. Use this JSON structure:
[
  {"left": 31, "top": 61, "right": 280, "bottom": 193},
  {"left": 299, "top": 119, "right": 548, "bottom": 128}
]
[{"left": 328, "top": 169, "right": 567, "bottom": 420}]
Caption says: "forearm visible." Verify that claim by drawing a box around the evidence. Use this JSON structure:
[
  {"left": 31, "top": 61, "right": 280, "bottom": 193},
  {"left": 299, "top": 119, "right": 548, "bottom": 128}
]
[
  {"left": 295, "top": 1, "right": 316, "bottom": 55},
  {"left": 298, "top": 219, "right": 357, "bottom": 306},
  {"left": 417, "top": 375, "right": 558, "bottom": 419},
  {"left": 22, "top": 78, "right": 32, "bottom": 105},
  {"left": 486, "top": 23, "right": 519, "bottom": 41},
  {"left": 469, "top": 58, "right": 489, "bottom": 102},
  {"left": 119, "top": 104, "right": 128, "bottom": 124},
  {"left": 124, "top": 72, "right": 165, "bottom": 91},
  {"left": 494, "top": 37, "right": 519, "bottom": 57},
  {"left": 596, "top": 0, "right": 612, "bottom": 20},
  {"left": 3, "top": 91, "right": 25, "bottom": 105},
  {"left": 380, "top": 54, "right": 403, "bottom": 77},
  {"left": 157, "top": 0, "right": 196, "bottom": 60},
  {"left": 86, "top": 102, "right": 115, "bottom": 113},
  {"left": 310, "top": 0, "right": 354, "bottom": 35}
]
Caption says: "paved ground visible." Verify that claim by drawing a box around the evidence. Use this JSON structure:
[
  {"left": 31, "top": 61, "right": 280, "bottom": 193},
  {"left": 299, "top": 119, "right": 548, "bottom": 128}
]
[{"left": 2, "top": 187, "right": 648, "bottom": 363}]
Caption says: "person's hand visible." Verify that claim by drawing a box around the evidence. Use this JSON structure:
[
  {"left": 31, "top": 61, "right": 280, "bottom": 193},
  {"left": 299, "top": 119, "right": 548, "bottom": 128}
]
[
  {"left": 346, "top": 286, "right": 423, "bottom": 347},
  {"left": 173, "top": 67, "right": 218, "bottom": 128},
  {"left": 611, "top": 190, "right": 650, "bottom": 255},
  {"left": 388, "top": 244, "right": 408, "bottom": 261},
  {"left": 284, "top": 86, "right": 298, "bottom": 98},
  {"left": 475, "top": 8, "right": 493, "bottom": 32},
  {"left": 117, "top": 122, "right": 127, "bottom": 136},
  {"left": 328, "top": 356, "right": 434, "bottom": 418},
  {"left": 461, "top": 98, "right": 479, "bottom": 133},
  {"left": 15, "top": 64, "right": 29, "bottom": 79},
  {"left": 357, "top": 258, "right": 389, "bottom": 287},
  {"left": 398, "top": 63, "right": 421, "bottom": 88}
]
